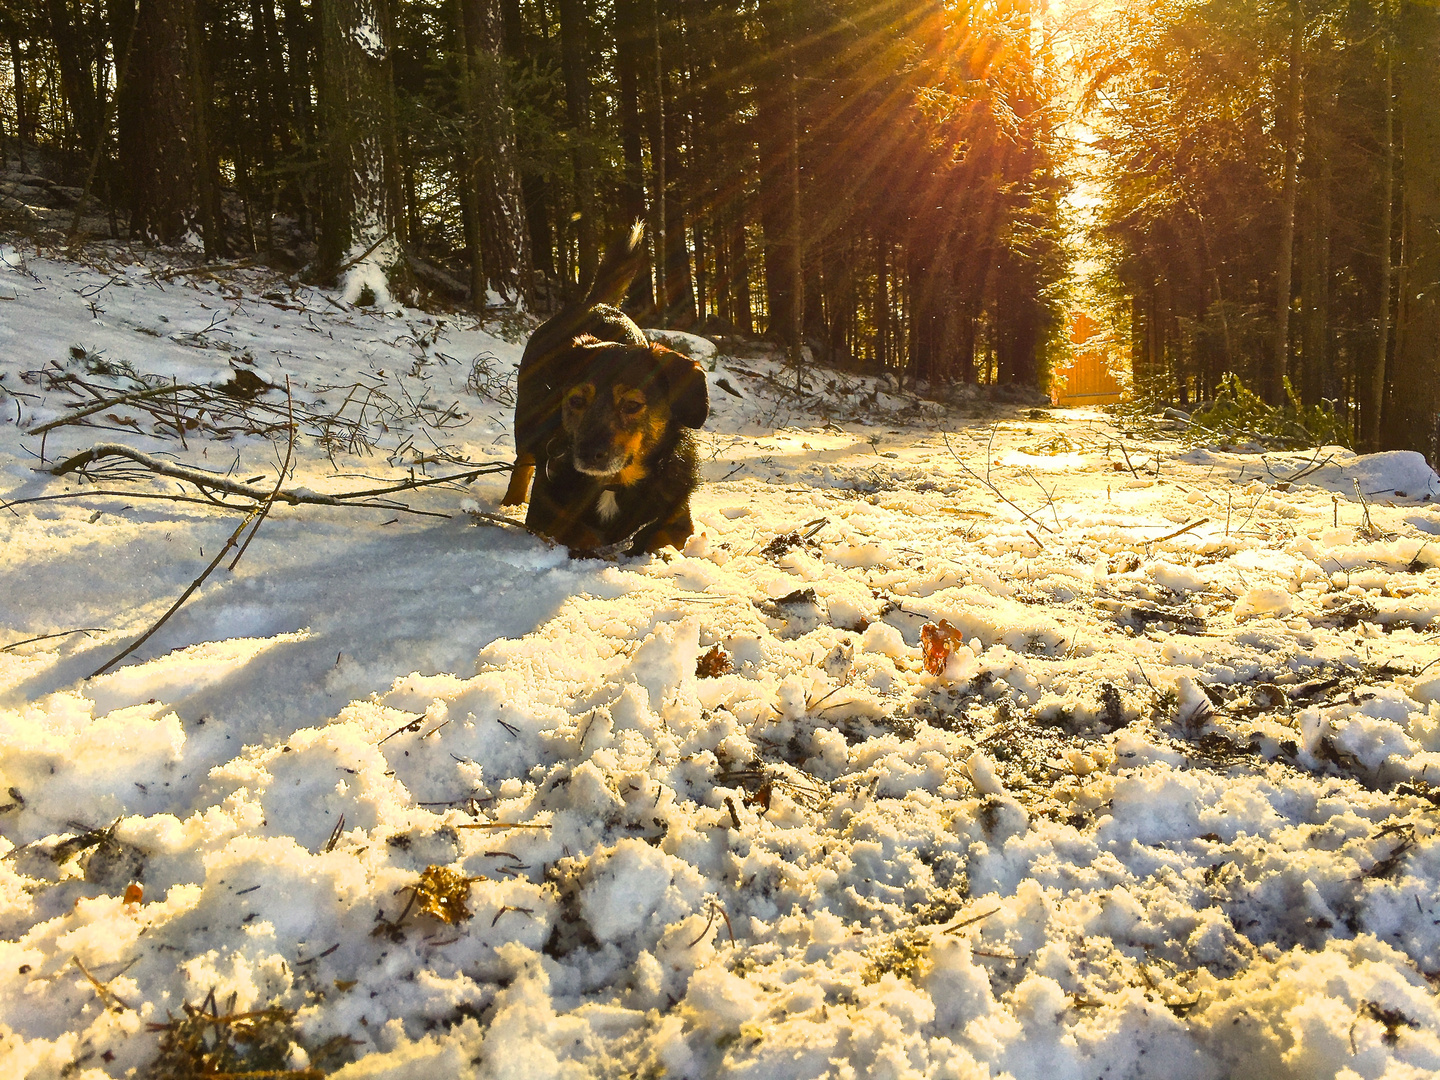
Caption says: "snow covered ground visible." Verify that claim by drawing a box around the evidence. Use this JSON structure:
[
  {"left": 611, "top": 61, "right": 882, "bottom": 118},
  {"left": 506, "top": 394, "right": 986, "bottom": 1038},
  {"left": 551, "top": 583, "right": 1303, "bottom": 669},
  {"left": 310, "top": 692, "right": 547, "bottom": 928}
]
[{"left": 2, "top": 241, "right": 1440, "bottom": 1080}]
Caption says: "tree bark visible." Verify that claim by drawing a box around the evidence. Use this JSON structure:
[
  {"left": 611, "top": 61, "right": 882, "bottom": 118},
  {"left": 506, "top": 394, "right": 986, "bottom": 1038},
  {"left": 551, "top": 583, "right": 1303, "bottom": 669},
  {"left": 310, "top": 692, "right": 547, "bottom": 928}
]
[
  {"left": 756, "top": 0, "right": 802, "bottom": 353},
  {"left": 1366, "top": 25, "right": 1396, "bottom": 452},
  {"left": 45, "top": 0, "right": 104, "bottom": 153},
  {"left": 730, "top": 211, "right": 752, "bottom": 335},
  {"left": 9, "top": 37, "right": 31, "bottom": 167},
  {"left": 317, "top": 0, "right": 404, "bottom": 299},
  {"left": 1387, "top": 0, "right": 1440, "bottom": 460},
  {"left": 499, "top": 0, "right": 554, "bottom": 284},
  {"left": 615, "top": 0, "right": 655, "bottom": 313},
  {"left": 458, "top": 0, "right": 533, "bottom": 308},
  {"left": 1268, "top": 4, "right": 1304, "bottom": 406},
  {"left": 558, "top": 0, "right": 596, "bottom": 287},
  {"left": 117, "top": 0, "right": 212, "bottom": 246}
]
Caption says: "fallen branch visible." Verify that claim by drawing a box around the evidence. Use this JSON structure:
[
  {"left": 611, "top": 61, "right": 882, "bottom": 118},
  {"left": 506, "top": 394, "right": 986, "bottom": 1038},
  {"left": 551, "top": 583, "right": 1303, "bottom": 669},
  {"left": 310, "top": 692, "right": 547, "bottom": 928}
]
[
  {"left": 29, "top": 382, "right": 209, "bottom": 436},
  {"left": 48, "top": 442, "right": 509, "bottom": 512},
  {"left": 89, "top": 468, "right": 285, "bottom": 679},
  {"left": 1147, "top": 517, "right": 1210, "bottom": 548},
  {"left": 943, "top": 431, "right": 1055, "bottom": 534},
  {"left": 228, "top": 377, "right": 297, "bottom": 571},
  {"left": 154, "top": 258, "right": 258, "bottom": 281},
  {"left": 72, "top": 954, "right": 136, "bottom": 1012}
]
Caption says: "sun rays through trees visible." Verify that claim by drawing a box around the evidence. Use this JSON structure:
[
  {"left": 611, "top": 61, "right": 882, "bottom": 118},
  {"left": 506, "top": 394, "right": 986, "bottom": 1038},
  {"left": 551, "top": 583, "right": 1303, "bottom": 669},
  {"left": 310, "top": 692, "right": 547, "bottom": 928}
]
[{"left": 1, "top": 0, "right": 1436, "bottom": 457}]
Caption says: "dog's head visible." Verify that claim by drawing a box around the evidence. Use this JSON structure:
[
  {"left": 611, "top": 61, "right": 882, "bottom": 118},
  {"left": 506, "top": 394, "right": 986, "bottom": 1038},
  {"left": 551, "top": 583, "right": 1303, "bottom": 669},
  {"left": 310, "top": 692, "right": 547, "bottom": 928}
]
[{"left": 559, "top": 339, "right": 709, "bottom": 481}]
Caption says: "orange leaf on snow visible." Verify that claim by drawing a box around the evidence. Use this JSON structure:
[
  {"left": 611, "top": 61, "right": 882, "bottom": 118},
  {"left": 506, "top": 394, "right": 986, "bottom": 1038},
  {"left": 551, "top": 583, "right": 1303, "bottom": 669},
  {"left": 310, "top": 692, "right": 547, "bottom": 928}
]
[{"left": 920, "top": 620, "right": 966, "bottom": 677}]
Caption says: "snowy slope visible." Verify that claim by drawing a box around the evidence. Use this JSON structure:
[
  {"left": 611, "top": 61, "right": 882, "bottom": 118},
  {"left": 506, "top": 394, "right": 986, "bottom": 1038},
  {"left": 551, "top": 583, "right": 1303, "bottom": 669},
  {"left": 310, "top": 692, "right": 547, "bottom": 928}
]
[{"left": 2, "top": 242, "right": 1440, "bottom": 1080}]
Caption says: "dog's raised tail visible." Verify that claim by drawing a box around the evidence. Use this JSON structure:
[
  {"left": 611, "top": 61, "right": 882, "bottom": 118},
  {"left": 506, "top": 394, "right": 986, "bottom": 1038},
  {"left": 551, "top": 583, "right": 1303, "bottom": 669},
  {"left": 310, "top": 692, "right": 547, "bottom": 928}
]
[{"left": 585, "top": 221, "right": 647, "bottom": 307}]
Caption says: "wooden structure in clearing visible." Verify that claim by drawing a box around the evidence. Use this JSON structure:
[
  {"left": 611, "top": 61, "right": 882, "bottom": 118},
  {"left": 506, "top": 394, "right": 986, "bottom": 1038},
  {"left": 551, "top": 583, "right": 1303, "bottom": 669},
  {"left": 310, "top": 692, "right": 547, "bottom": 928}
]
[{"left": 1051, "top": 311, "right": 1126, "bottom": 407}]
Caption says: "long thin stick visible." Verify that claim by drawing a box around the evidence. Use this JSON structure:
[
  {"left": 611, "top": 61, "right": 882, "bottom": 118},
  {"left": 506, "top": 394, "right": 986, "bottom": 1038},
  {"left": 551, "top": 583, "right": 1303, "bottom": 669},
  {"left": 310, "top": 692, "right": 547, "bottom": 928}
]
[
  {"left": 0, "top": 489, "right": 439, "bottom": 518},
  {"left": 942, "top": 432, "right": 1055, "bottom": 534},
  {"left": 1148, "top": 517, "right": 1210, "bottom": 547},
  {"left": 228, "top": 379, "right": 296, "bottom": 571},
  {"left": 88, "top": 500, "right": 267, "bottom": 679},
  {"left": 29, "top": 383, "right": 210, "bottom": 436},
  {"left": 1, "top": 628, "right": 108, "bottom": 652},
  {"left": 50, "top": 443, "right": 509, "bottom": 506},
  {"left": 89, "top": 388, "right": 299, "bottom": 677}
]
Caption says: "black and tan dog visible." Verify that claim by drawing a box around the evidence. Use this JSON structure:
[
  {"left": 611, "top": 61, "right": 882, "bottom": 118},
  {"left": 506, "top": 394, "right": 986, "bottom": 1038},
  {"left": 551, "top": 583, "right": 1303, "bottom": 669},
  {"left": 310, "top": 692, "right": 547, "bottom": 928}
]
[{"left": 502, "top": 225, "right": 709, "bottom": 554}]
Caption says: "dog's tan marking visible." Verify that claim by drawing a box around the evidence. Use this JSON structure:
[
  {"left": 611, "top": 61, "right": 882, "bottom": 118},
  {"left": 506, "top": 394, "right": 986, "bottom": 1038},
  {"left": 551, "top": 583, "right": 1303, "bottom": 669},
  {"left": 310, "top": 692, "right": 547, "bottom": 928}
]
[{"left": 502, "top": 456, "right": 535, "bottom": 506}]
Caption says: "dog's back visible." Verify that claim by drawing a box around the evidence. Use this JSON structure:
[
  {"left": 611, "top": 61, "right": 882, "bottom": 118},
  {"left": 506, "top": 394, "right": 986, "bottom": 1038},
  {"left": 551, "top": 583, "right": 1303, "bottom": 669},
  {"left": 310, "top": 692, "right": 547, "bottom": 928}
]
[{"left": 504, "top": 226, "right": 648, "bottom": 506}]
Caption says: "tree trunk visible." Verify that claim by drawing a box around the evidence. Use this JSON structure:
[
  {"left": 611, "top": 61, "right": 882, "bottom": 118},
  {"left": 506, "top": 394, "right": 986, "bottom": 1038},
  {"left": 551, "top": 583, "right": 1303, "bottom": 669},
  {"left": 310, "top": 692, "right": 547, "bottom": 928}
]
[
  {"left": 1268, "top": 4, "right": 1304, "bottom": 406},
  {"left": 730, "top": 211, "right": 752, "bottom": 335},
  {"left": 279, "top": 0, "right": 315, "bottom": 232},
  {"left": 875, "top": 235, "right": 888, "bottom": 371},
  {"left": 45, "top": 0, "right": 104, "bottom": 153},
  {"left": 660, "top": 82, "right": 695, "bottom": 326},
  {"left": 499, "top": 0, "right": 554, "bottom": 284},
  {"left": 459, "top": 0, "right": 533, "bottom": 307},
  {"left": 756, "top": 0, "right": 801, "bottom": 353},
  {"left": 648, "top": 0, "right": 667, "bottom": 314},
  {"left": 558, "top": 0, "right": 596, "bottom": 288},
  {"left": 615, "top": 0, "right": 655, "bottom": 313},
  {"left": 1366, "top": 28, "right": 1396, "bottom": 453},
  {"left": 117, "top": 0, "right": 211, "bottom": 245},
  {"left": 318, "top": 0, "right": 403, "bottom": 300},
  {"left": 1299, "top": 136, "right": 1331, "bottom": 408},
  {"left": 9, "top": 38, "right": 31, "bottom": 168},
  {"left": 1387, "top": 0, "right": 1440, "bottom": 460}
]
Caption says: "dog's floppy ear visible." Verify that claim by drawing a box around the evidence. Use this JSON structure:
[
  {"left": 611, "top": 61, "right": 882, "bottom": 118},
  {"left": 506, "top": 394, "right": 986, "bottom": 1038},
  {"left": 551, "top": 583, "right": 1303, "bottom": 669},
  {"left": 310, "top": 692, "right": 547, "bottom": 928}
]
[{"left": 655, "top": 345, "right": 709, "bottom": 429}]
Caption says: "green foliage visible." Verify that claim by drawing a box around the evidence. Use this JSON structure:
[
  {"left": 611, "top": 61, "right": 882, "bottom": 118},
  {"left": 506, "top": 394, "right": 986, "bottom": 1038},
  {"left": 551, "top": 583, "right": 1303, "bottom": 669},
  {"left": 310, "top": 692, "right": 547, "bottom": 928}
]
[{"left": 1189, "top": 373, "right": 1352, "bottom": 449}]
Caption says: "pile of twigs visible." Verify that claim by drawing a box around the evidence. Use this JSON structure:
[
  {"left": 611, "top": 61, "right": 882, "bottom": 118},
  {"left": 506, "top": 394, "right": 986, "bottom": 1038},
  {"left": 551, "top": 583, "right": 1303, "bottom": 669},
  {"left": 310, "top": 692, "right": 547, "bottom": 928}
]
[{"left": 21, "top": 359, "right": 472, "bottom": 464}]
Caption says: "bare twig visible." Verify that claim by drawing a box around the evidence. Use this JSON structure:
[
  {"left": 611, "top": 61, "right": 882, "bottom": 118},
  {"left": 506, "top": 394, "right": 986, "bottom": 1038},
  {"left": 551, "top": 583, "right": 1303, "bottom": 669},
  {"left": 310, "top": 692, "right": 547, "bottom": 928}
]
[
  {"left": 72, "top": 954, "right": 136, "bottom": 1012},
  {"left": 335, "top": 231, "right": 395, "bottom": 278},
  {"left": 28, "top": 382, "right": 209, "bottom": 436},
  {"left": 1147, "top": 517, "right": 1210, "bottom": 549},
  {"left": 88, "top": 498, "right": 269, "bottom": 679},
  {"left": 153, "top": 258, "right": 259, "bottom": 281},
  {"left": 2, "top": 628, "right": 108, "bottom": 652},
  {"left": 455, "top": 821, "right": 551, "bottom": 830},
  {"left": 942, "top": 907, "right": 1001, "bottom": 935},
  {"left": 943, "top": 432, "right": 1055, "bottom": 534},
  {"left": 228, "top": 379, "right": 296, "bottom": 571},
  {"left": 49, "top": 442, "right": 508, "bottom": 511},
  {"left": 376, "top": 714, "right": 427, "bottom": 745}
]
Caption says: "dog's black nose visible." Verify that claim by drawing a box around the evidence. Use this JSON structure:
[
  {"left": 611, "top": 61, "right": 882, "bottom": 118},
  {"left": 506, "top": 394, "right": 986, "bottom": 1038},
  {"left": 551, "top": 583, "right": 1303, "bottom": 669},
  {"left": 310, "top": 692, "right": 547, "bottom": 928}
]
[{"left": 575, "top": 443, "right": 616, "bottom": 473}]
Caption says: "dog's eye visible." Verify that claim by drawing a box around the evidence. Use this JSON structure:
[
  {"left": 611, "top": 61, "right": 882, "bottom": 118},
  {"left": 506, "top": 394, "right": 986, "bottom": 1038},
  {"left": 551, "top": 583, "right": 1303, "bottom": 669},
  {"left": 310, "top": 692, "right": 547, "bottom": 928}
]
[
  {"left": 566, "top": 390, "right": 588, "bottom": 410},
  {"left": 619, "top": 398, "right": 645, "bottom": 416}
]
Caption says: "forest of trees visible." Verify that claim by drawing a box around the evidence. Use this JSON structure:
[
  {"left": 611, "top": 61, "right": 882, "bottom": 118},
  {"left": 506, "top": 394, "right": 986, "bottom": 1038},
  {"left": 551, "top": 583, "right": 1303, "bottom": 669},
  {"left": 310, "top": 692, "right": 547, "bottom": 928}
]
[
  {"left": 1085, "top": 0, "right": 1439, "bottom": 459},
  {"left": 0, "top": 0, "right": 1436, "bottom": 460}
]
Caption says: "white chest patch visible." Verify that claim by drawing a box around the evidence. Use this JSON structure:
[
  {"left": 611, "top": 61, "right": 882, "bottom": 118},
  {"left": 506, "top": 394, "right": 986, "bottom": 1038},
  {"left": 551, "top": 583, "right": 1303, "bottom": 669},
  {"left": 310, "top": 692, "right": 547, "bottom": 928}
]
[{"left": 595, "top": 489, "right": 620, "bottom": 523}]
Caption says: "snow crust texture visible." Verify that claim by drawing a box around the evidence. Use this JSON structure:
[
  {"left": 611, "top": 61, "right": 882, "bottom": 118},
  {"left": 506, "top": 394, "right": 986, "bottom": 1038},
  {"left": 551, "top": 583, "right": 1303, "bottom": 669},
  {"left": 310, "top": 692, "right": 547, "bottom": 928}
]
[{"left": 3, "top": 244, "right": 1440, "bottom": 1079}]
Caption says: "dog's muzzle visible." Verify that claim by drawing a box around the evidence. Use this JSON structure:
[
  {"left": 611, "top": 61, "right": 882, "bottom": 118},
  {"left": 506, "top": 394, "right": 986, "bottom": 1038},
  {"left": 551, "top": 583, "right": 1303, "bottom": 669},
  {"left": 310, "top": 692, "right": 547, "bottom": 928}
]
[{"left": 573, "top": 443, "right": 629, "bottom": 476}]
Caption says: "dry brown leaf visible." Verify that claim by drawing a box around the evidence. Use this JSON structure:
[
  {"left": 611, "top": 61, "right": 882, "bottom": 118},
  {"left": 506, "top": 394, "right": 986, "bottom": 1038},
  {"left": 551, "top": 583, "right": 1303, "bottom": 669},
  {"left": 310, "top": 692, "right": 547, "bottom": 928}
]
[
  {"left": 412, "top": 865, "right": 481, "bottom": 925},
  {"left": 920, "top": 620, "right": 965, "bottom": 677},
  {"left": 696, "top": 644, "right": 734, "bottom": 678}
]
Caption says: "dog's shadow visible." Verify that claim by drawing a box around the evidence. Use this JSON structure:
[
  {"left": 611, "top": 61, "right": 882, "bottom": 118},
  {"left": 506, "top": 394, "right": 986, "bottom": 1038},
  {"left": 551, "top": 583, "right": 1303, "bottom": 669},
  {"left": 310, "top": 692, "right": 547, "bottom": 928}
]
[{"left": 4, "top": 511, "right": 584, "bottom": 756}]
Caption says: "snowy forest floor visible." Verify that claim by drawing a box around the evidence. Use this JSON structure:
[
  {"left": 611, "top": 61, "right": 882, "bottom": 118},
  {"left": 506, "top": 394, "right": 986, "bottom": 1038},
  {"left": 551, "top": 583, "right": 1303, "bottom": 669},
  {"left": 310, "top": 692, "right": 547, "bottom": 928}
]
[{"left": 3, "top": 241, "right": 1440, "bottom": 1080}]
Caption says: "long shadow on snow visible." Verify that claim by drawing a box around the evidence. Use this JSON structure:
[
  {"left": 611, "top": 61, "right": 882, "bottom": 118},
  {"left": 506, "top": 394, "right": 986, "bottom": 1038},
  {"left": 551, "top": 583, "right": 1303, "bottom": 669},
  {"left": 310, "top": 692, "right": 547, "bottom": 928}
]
[{"left": 7, "top": 514, "right": 586, "bottom": 771}]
